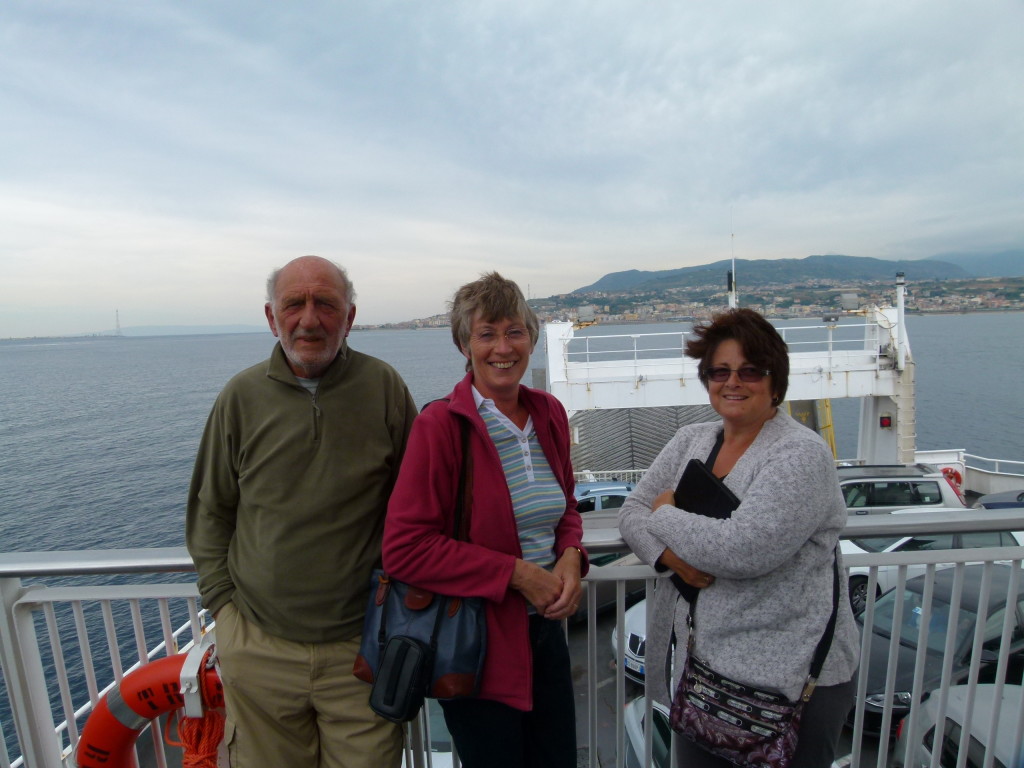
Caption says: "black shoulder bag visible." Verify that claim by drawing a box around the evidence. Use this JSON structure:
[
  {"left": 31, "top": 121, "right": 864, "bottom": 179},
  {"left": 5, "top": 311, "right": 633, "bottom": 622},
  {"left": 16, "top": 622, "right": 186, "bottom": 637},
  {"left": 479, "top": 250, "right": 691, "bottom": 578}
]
[{"left": 353, "top": 412, "right": 487, "bottom": 723}]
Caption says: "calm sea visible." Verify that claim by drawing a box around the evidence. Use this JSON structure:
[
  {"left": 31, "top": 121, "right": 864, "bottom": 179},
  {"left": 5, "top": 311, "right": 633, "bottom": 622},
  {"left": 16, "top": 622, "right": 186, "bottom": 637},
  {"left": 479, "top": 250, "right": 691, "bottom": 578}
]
[{"left": 1, "top": 312, "right": 1021, "bottom": 554}]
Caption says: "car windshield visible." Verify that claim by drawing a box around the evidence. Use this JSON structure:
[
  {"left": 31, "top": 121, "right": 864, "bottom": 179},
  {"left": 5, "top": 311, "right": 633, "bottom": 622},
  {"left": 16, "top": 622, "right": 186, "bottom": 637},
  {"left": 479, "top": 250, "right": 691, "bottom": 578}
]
[
  {"left": 850, "top": 536, "right": 904, "bottom": 553},
  {"left": 870, "top": 588, "right": 979, "bottom": 653}
]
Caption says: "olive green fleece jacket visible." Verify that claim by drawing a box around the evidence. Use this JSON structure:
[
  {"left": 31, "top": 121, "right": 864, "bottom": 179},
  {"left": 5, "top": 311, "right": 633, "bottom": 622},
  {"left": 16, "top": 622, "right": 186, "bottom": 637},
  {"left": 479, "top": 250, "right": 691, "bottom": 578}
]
[{"left": 186, "top": 340, "right": 417, "bottom": 643}]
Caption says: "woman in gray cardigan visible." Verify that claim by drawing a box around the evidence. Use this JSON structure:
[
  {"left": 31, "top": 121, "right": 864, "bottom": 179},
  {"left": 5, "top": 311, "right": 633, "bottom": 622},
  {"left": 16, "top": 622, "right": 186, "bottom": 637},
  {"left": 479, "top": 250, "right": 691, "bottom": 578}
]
[{"left": 618, "top": 308, "right": 859, "bottom": 768}]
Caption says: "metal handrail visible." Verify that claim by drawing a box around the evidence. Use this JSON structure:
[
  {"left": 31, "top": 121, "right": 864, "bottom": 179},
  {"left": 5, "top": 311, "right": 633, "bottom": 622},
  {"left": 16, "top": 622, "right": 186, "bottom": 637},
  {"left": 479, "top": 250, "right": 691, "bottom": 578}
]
[{"left": 5, "top": 508, "right": 1024, "bottom": 768}]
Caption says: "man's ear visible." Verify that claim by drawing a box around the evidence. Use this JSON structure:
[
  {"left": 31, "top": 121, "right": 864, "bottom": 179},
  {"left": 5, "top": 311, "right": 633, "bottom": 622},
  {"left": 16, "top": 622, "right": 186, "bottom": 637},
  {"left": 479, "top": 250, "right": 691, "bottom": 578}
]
[
  {"left": 344, "top": 304, "right": 357, "bottom": 337},
  {"left": 265, "top": 303, "right": 280, "bottom": 337}
]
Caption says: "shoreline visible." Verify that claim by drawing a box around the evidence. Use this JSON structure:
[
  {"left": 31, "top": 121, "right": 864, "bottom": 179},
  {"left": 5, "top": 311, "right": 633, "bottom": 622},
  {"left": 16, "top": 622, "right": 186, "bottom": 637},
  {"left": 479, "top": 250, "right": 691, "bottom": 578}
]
[{"left": 4, "top": 307, "right": 1024, "bottom": 343}]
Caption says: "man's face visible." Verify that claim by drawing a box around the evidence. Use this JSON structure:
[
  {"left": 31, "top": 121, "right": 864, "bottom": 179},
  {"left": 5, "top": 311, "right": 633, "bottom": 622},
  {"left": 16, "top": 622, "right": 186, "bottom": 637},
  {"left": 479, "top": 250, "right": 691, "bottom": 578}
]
[{"left": 265, "top": 257, "right": 356, "bottom": 378}]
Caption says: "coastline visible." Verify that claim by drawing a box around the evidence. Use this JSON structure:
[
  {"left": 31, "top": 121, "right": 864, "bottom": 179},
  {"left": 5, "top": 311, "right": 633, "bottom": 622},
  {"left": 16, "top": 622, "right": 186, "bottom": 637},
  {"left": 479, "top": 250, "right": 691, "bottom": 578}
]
[{"left": 4, "top": 307, "right": 1024, "bottom": 343}]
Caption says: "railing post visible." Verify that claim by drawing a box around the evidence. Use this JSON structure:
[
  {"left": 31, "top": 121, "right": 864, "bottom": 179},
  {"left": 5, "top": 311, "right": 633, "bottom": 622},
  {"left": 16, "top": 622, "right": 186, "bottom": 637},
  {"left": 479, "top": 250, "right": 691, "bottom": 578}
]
[{"left": 0, "top": 578, "right": 65, "bottom": 767}]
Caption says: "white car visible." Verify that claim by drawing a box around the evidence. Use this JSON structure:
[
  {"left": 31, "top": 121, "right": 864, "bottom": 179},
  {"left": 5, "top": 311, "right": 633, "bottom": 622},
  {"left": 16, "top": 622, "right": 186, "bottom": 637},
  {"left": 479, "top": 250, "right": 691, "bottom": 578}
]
[
  {"left": 891, "top": 684, "right": 1024, "bottom": 768},
  {"left": 841, "top": 509, "right": 1023, "bottom": 613},
  {"left": 611, "top": 599, "right": 647, "bottom": 684}
]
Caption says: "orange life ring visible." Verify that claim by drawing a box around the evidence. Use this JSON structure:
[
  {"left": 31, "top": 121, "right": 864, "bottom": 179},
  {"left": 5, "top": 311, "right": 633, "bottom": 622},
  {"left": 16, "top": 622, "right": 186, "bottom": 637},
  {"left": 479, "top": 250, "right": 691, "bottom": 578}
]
[
  {"left": 75, "top": 650, "right": 223, "bottom": 768},
  {"left": 942, "top": 466, "right": 963, "bottom": 488}
]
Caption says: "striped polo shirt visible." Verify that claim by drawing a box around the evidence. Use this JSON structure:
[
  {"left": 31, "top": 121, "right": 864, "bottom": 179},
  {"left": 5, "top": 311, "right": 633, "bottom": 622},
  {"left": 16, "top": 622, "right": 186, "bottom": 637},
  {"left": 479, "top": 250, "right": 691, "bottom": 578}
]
[{"left": 473, "top": 388, "right": 566, "bottom": 569}]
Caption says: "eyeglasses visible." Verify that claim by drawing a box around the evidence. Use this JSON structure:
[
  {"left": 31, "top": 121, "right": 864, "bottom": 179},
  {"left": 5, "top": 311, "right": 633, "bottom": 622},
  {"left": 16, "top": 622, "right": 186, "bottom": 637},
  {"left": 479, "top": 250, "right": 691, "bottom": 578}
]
[
  {"left": 470, "top": 327, "right": 530, "bottom": 346},
  {"left": 704, "top": 366, "right": 771, "bottom": 383}
]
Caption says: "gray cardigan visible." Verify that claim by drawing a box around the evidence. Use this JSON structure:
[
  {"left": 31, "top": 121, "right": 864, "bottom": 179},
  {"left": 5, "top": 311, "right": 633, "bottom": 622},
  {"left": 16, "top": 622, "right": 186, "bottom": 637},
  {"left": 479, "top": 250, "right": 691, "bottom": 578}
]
[{"left": 618, "top": 410, "right": 860, "bottom": 703}]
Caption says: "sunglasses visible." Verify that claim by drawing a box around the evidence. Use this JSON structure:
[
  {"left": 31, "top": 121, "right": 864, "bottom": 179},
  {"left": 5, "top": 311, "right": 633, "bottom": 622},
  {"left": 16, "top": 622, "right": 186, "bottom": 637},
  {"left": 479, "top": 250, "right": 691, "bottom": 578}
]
[{"left": 704, "top": 366, "right": 771, "bottom": 383}]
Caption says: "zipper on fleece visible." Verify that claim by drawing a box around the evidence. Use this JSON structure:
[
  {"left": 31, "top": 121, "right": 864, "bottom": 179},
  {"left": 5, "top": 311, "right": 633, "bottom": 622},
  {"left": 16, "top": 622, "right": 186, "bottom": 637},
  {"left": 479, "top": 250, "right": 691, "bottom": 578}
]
[{"left": 310, "top": 389, "right": 322, "bottom": 442}]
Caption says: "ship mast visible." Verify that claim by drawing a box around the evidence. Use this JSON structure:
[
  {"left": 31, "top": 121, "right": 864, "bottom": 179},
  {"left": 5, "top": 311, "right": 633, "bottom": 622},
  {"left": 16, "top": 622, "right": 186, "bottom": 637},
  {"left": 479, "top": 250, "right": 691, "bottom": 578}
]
[{"left": 727, "top": 232, "right": 738, "bottom": 309}]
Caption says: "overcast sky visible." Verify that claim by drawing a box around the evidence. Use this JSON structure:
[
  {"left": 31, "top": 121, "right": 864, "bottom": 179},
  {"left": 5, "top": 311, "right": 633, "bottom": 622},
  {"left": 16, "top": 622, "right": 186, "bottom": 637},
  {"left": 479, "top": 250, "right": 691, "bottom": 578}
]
[{"left": 3, "top": 1, "right": 1022, "bottom": 337}]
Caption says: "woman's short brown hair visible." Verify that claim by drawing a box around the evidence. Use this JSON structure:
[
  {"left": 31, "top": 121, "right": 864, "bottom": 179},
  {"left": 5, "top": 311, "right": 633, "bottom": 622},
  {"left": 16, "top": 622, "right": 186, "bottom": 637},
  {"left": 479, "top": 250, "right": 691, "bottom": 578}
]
[
  {"left": 450, "top": 272, "right": 539, "bottom": 370},
  {"left": 684, "top": 308, "right": 789, "bottom": 405}
]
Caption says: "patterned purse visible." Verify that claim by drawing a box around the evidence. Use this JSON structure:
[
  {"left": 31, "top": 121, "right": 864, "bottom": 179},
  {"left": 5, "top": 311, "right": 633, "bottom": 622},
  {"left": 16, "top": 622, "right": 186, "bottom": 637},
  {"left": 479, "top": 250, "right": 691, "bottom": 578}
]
[{"left": 669, "top": 558, "right": 839, "bottom": 768}]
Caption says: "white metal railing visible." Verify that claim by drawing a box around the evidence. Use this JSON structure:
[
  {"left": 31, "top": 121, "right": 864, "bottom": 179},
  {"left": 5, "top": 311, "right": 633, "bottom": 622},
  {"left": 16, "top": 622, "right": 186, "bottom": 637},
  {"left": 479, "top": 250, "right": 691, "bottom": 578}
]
[
  {"left": 4, "top": 509, "right": 1024, "bottom": 768},
  {"left": 962, "top": 453, "right": 1024, "bottom": 479},
  {"left": 578, "top": 452, "right": 1024, "bottom": 491},
  {"left": 557, "top": 322, "right": 881, "bottom": 366}
]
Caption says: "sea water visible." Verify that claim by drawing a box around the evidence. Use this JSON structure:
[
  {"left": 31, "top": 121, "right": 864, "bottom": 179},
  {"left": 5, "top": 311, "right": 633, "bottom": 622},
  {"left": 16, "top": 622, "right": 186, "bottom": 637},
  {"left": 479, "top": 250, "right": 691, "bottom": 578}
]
[{"left": 0, "top": 312, "right": 1021, "bottom": 555}]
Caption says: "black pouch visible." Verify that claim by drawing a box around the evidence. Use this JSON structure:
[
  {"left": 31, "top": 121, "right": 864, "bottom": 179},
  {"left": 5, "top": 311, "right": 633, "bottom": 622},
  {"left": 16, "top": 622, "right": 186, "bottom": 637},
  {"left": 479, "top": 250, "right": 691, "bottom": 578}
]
[{"left": 368, "top": 635, "right": 432, "bottom": 723}]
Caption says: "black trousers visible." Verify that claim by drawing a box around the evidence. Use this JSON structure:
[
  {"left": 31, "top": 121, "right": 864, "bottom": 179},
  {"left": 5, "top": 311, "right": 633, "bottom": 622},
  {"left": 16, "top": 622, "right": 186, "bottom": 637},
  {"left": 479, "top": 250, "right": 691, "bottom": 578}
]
[
  {"left": 674, "top": 676, "right": 858, "bottom": 768},
  {"left": 439, "top": 615, "right": 577, "bottom": 768}
]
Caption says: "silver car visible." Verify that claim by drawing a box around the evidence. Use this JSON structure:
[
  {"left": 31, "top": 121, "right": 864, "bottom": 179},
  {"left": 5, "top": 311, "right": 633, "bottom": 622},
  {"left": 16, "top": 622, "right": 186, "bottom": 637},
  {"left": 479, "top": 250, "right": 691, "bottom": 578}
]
[{"left": 838, "top": 464, "right": 966, "bottom": 515}]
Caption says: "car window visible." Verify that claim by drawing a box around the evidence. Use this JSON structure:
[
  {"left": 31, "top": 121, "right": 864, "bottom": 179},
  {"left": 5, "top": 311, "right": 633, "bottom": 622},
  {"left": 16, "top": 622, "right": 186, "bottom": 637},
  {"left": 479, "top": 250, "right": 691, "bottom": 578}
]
[
  {"left": 898, "top": 534, "right": 955, "bottom": 552},
  {"left": 652, "top": 707, "right": 672, "bottom": 768},
  {"left": 850, "top": 536, "right": 904, "bottom": 553},
  {"left": 982, "top": 608, "right": 1007, "bottom": 645},
  {"left": 872, "top": 590, "right": 979, "bottom": 653},
  {"left": 600, "top": 494, "right": 627, "bottom": 510},
  {"left": 960, "top": 531, "right": 1007, "bottom": 548},
  {"left": 939, "top": 717, "right": 1008, "bottom": 768},
  {"left": 910, "top": 480, "right": 944, "bottom": 505},
  {"left": 872, "top": 481, "right": 917, "bottom": 506},
  {"left": 844, "top": 482, "right": 870, "bottom": 507},
  {"left": 577, "top": 497, "right": 596, "bottom": 513}
]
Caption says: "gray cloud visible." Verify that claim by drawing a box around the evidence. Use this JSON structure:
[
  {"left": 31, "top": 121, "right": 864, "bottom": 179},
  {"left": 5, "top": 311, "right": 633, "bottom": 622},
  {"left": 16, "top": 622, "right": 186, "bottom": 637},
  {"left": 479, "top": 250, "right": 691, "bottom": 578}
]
[{"left": 1, "top": 0, "right": 1021, "bottom": 336}]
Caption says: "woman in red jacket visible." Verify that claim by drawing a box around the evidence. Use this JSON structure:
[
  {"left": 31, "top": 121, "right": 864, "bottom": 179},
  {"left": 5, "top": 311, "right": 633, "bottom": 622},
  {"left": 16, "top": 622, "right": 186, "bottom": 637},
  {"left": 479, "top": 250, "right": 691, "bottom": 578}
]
[{"left": 383, "top": 272, "right": 588, "bottom": 768}]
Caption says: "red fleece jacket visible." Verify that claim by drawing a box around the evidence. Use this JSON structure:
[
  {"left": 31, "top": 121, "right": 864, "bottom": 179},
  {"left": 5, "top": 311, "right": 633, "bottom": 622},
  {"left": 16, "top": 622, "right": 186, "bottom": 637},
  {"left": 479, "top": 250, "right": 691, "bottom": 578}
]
[{"left": 382, "top": 373, "right": 588, "bottom": 711}]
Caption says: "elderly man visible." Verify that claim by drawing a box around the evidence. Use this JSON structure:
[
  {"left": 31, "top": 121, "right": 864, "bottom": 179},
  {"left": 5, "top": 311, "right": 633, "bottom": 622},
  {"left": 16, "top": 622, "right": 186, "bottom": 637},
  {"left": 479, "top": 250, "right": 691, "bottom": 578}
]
[{"left": 186, "top": 255, "right": 416, "bottom": 767}]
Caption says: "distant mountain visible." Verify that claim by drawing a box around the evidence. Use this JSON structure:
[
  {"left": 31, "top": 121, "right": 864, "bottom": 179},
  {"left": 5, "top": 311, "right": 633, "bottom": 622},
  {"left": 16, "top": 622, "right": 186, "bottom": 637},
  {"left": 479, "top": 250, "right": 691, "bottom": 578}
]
[
  {"left": 572, "top": 255, "right": 968, "bottom": 294},
  {"left": 926, "top": 250, "right": 1024, "bottom": 277}
]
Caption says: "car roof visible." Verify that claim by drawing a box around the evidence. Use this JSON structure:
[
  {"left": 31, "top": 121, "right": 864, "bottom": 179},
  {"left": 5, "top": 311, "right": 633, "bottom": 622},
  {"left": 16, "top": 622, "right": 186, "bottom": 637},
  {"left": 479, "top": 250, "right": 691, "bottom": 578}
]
[
  {"left": 903, "top": 564, "right": 1019, "bottom": 613},
  {"left": 575, "top": 481, "right": 633, "bottom": 496},
  {"left": 837, "top": 463, "right": 940, "bottom": 479}
]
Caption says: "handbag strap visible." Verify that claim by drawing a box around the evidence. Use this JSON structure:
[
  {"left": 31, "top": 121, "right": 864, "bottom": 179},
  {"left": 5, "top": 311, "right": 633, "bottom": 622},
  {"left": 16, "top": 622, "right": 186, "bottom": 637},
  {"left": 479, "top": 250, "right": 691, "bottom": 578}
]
[
  {"left": 376, "top": 404, "right": 473, "bottom": 648},
  {"left": 804, "top": 553, "right": 841, "bottom": 694},
  {"left": 705, "top": 429, "right": 725, "bottom": 470},
  {"left": 452, "top": 411, "right": 473, "bottom": 542}
]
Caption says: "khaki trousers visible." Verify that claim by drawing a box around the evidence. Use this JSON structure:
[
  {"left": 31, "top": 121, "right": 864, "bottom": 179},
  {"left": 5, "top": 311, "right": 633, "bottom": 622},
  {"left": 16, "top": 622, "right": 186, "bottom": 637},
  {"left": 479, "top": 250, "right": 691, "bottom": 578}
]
[{"left": 215, "top": 602, "right": 402, "bottom": 768}]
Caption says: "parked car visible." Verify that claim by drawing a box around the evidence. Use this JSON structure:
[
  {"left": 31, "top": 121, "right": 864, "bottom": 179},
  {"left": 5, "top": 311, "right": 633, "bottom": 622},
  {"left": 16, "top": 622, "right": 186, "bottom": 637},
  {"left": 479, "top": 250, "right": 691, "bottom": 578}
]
[
  {"left": 841, "top": 512, "right": 1023, "bottom": 613},
  {"left": 892, "top": 684, "right": 1023, "bottom": 768},
  {"left": 575, "top": 481, "right": 634, "bottom": 525},
  {"left": 856, "top": 564, "right": 1024, "bottom": 734},
  {"left": 623, "top": 696, "right": 673, "bottom": 768},
  {"left": 611, "top": 599, "right": 647, "bottom": 684},
  {"left": 973, "top": 489, "right": 1024, "bottom": 509},
  {"left": 837, "top": 464, "right": 966, "bottom": 515}
]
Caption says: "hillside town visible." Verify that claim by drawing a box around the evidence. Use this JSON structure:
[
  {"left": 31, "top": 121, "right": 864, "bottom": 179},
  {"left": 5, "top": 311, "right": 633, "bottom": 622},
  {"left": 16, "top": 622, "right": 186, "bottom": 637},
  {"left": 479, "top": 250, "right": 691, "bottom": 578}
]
[{"left": 370, "top": 275, "right": 1024, "bottom": 329}]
